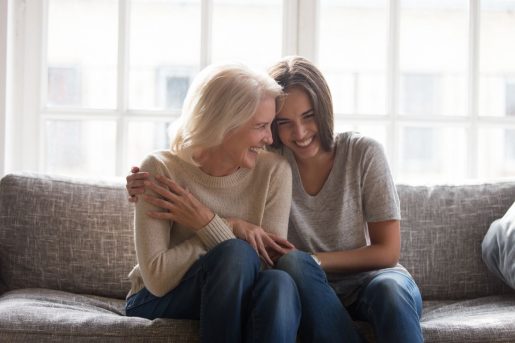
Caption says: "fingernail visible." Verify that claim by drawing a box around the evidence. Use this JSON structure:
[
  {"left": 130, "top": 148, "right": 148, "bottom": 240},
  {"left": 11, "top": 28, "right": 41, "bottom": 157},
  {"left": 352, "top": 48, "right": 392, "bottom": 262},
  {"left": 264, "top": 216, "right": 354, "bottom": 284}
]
[{"left": 143, "top": 181, "right": 150, "bottom": 186}]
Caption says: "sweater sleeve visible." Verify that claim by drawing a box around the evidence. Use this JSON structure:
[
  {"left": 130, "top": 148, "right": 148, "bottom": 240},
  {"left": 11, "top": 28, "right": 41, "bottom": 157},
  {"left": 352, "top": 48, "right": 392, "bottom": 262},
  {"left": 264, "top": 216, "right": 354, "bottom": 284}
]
[
  {"left": 134, "top": 154, "right": 230, "bottom": 297},
  {"left": 196, "top": 214, "right": 236, "bottom": 250},
  {"left": 260, "top": 156, "right": 292, "bottom": 239}
]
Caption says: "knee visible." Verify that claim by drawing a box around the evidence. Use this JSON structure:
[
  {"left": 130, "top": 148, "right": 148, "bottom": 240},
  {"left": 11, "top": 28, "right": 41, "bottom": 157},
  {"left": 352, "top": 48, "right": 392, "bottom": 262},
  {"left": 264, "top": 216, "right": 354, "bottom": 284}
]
[
  {"left": 258, "top": 270, "right": 300, "bottom": 307},
  {"left": 276, "top": 250, "right": 311, "bottom": 277},
  {"left": 205, "top": 239, "right": 260, "bottom": 275},
  {"left": 367, "top": 275, "right": 421, "bottom": 313},
  {"left": 368, "top": 277, "right": 404, "bottom": 300},
  {"left": 261, "top": 270, "right": 297, "bottom": 291}
]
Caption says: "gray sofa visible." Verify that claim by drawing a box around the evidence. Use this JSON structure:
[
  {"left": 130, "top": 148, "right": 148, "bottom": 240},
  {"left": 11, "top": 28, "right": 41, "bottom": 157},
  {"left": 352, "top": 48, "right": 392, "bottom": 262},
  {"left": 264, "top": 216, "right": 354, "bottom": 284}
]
[{"left": 0, "top": 172, "right": 514, "bottom": 342}]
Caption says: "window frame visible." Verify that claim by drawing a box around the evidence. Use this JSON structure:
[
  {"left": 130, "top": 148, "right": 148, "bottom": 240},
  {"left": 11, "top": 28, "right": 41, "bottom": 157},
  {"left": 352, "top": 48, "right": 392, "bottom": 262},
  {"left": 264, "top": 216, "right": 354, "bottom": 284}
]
[{"left": 5, "top": 0, "right": 515, "bottom": 181}]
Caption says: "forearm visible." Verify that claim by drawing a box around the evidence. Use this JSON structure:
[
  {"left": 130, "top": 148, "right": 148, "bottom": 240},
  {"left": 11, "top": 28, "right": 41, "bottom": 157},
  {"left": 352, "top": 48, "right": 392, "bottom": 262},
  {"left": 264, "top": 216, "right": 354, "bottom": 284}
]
[{"left": 316, "top": 243, "right": 399, "bottom": 273}]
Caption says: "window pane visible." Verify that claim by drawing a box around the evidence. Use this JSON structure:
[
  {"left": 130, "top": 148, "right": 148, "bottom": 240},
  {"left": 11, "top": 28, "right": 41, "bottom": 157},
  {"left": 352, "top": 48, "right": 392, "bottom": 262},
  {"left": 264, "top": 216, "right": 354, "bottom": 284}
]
[
  {"left": 478, "top": 128, "right": 515, "bottom": 178},
  {"left": 212, "top": 0, "right": 282, "bottom": 70},
  {"left": 45, "top": 120, "right": 117, "bottom": 176},
  {"left": 47, "top": 0, "right": 118, "bottom": 109},
  {"left": 319, "top": 0, "right": 388, "bottom": 115},
  {"left": 479, "top": 2, "right": 515, "bottom": 117},
  {"left": 398, "top": 126, "right": 467, "bottom": 182},
  {"left": 127, "top": 120, "right": 173, "bottom": 167},
  {"left": 129, "top": 0, "right": 201, "bottom": 110},
  {"left": 399, "top": 0, "right": 468, "bottom": 116}
]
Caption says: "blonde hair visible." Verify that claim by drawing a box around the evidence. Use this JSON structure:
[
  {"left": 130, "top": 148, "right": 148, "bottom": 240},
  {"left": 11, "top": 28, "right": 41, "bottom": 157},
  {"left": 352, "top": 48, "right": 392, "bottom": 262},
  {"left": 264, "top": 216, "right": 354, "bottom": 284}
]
[{"left": 171, "top": 63, "right": 283, "bottom": 165}]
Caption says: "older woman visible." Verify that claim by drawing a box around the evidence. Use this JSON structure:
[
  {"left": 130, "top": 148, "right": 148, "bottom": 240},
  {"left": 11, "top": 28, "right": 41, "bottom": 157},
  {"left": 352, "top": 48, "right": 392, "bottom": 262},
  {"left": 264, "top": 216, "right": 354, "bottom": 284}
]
[{"left": 124, "top": 63, "right": 300, "bottom": 343}]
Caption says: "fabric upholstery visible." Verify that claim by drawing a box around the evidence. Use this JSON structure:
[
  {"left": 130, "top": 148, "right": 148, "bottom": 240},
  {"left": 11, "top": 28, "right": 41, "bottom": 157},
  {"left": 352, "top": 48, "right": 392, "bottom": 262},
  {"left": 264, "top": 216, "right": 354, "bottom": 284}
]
[
  {"left": 421, "top": 295, "right": 515, "bottom": 342},
  {"left": 1, "top": 172, "right": 515, "bottom": 342},
  {"left": 0, "top": 288, "right": 198, "bottom": 342},
  {"left": 397, "top": 183, "right": 515, "bottom": 300},
  {"left": 0, "top": 173, "right": 136, "bottom": 299}
]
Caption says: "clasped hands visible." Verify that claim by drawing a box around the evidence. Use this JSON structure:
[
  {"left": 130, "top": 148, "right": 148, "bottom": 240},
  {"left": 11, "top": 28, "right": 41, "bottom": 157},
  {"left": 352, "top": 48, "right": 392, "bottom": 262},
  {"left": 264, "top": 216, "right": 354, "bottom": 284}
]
[{"left": 129, "top": 172, "right": 294, "bottom": 266}]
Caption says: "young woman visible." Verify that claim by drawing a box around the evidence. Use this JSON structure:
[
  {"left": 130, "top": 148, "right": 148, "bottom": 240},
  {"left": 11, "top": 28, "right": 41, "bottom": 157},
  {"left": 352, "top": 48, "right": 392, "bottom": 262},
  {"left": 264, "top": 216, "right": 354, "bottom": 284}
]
[
  {"left": 124, "top": 63, "right": 301, "bottom": 343},
  {"left": 127, "top": 56, "right": 423, "bottom": 343}
]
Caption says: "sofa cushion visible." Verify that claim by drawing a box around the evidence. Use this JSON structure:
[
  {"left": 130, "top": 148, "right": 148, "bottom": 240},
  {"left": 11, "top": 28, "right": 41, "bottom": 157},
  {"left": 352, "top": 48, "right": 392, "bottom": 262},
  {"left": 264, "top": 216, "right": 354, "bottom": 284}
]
[
  {"left": 421, "top": 295, "right": 515, "bottom": 342},
  {"left": 0, "top": 288, "right": 198, "bottom": 342},
  {"left": 0, "top": 173, "right": 136, "bottom": 299},
  {"left": 397, "top": 183, "right": 515, "bottom": 300},
  {"left": 482, "top": 201, "right": 515, "bottom": 290},
  {"left": 1, "top": 289, "right": 513, "bottom": 343}
]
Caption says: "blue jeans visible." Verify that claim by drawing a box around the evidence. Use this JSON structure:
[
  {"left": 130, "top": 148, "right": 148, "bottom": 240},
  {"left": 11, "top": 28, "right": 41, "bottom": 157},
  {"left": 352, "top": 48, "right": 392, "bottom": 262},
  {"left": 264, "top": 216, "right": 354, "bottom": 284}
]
[
  {"left": 126, "top": 239, "right": 301, "bottom": 343},
  {"left": 276, "top": 250, "right": 423, "bottom": 343},
  {"left": 348, "top": 270, "right": 423, "bottom": 343},
  {"left": 276, "top": 250, "right": 363, "bottom": 343}
]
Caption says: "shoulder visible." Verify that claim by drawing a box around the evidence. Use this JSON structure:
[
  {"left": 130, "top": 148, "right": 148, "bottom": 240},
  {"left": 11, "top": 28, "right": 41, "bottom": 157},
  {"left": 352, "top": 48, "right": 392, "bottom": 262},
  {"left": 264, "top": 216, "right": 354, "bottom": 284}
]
[
  {"left": 140, "top": 150, "right": 178, "bottom": 174},
  {"left": 256, "top": 150, "right": 290, "bottom": 170},
  {"left": 336, "top": 132, "right": 384, "bottom": 154},
  {"left": 336, "top": 132, "right": 387, "bottom": 164},
  {"left": 254, "top": 150, "right": 292, "bottom": 180}
]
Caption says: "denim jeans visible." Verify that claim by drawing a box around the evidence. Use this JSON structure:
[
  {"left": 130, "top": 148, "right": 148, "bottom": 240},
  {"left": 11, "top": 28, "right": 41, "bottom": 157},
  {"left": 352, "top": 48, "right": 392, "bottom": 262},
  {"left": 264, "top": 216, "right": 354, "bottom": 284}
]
[
  {"left": 126, "top": 239, "right": 301, "bottom": 343},
  {"left": 276, "top": 250, "right": 423, "bottom": 343},
  {"left": 347, "top": 269, "right": 423, "bottom": 343},
  {"left": 276, "top": 250, "right": 363, "bottom": 343}
]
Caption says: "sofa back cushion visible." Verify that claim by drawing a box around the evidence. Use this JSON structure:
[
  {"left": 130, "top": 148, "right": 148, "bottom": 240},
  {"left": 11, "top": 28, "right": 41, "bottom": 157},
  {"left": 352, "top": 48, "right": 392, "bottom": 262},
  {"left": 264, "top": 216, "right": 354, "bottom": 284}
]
[
  {"left": 398, "top": 182, "right": 515, "bottom": 300},
  {"left": 0, "top": 173, "right": 136, "bottom": 299},
  {"left": 1, "top": 173, "right": 515, "bottom": 301}
]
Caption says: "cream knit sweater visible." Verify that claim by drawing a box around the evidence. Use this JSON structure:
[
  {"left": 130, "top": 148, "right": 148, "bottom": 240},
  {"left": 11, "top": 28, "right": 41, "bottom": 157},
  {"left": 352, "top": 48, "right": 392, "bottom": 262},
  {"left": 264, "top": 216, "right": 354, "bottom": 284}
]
[{"left": 127, "top": 150, "right": 292, "bottom": 298}]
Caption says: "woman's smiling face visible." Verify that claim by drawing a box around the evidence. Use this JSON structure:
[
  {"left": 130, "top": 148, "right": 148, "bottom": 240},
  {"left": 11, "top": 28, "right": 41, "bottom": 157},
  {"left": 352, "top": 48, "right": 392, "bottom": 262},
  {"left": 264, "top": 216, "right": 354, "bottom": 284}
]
[
  {"left": 275, "top": 87, "right": 322, "bottom": 161},
  {"left": 218, "top": 95, "right": 276, "bottom": 170}
]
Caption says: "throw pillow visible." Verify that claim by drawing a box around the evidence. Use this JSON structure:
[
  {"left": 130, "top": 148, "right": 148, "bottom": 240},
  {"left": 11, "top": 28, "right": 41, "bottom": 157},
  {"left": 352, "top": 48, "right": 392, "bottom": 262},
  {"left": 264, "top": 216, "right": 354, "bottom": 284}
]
[{"left": 482, "top": 201, "right": 515, "bottom": 290}]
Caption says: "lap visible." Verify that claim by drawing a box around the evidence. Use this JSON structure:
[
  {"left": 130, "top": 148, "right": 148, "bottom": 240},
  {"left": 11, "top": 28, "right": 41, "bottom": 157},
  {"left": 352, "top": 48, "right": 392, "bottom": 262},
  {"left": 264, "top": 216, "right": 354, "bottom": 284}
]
[{"left": 126, "top": 239, "right": 260, "bottom": 320}]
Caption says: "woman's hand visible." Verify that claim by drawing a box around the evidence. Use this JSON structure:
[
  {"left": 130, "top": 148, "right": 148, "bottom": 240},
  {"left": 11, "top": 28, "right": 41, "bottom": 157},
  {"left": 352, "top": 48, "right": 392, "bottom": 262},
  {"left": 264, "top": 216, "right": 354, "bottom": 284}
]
[
  {"left": 126, "top": 166, "right": 149, "bottom": 203},
  {"left": 228, "top": 218, "right": 295, "bottom": 266},
  {"left": 141, "top": 174, "right": 214, "bottom": 231}
]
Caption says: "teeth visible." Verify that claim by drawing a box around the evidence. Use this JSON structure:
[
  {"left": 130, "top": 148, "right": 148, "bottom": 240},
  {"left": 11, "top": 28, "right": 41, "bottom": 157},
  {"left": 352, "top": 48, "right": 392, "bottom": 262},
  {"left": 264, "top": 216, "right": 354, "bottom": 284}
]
[
  {"left": 295, "top": 137, "right": 312, "bottom": 147},
  {"left": 249, "top": 147, "right": 262, "bottom": 153}
]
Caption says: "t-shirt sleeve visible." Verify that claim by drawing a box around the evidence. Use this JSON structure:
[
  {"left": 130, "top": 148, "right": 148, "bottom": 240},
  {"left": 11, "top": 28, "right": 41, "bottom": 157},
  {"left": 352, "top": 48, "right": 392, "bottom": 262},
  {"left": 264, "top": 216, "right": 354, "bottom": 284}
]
[{"left": 359, "top": 137, "right": 401, "bottom": 222}]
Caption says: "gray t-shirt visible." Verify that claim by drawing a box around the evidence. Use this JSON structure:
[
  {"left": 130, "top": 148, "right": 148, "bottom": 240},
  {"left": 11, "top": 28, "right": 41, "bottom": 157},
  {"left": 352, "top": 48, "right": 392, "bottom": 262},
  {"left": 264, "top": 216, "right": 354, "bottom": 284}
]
[{"left": 280, "top": 132, "right": 410, "bottom": 305}]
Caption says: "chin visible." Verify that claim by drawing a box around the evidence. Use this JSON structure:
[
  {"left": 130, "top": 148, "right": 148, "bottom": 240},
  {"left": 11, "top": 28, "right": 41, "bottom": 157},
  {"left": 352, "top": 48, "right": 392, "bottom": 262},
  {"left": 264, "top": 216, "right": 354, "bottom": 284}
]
[
  {"left": 239, "top": 159, "right": 255, "bottom": 170},
  {"left": 296, "top": 145, "right": 320, "bottom": 160}
]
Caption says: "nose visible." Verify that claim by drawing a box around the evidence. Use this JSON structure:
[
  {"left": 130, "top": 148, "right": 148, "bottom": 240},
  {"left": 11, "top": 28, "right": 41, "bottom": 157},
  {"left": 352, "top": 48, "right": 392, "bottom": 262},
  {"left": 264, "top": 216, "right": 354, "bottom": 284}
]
[
  {"left": 263, "top": 125, "right": 273, "bottom": 145},
  {"left": 293, "top": 122, "right": 306, "bottom": 139}
]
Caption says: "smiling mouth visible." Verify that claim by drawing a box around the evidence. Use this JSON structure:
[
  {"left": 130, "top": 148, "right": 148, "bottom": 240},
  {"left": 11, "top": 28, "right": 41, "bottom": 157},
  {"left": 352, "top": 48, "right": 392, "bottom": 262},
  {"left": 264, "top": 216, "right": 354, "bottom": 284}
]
[
  {"left": 249, "top": 146, "right": 264, "bottom": 153},
  {"left": 295, "top": 137, "right": 313, "bottom": 147}
]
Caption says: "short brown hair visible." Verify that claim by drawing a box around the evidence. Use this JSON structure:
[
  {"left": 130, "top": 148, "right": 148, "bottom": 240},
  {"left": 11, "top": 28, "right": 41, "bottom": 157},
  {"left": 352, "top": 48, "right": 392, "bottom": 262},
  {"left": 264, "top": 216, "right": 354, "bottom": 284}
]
[{"left": 268, "top": 56, "right": 334, "bottom": 151}]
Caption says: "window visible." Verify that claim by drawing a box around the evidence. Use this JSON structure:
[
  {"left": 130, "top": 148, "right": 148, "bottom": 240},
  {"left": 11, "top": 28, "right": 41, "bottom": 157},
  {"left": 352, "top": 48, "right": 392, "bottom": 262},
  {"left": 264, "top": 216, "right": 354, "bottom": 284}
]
[
  {"left": 400, "top": 74, "right": 439, "bottom": 116},
  {"left": 319, "top": 0, "right": 388, "bottom": 116},
  {"left": 319, "top": 0, "right": 515, "bottom": 183},
  {"left": 47, "top": 66, "right": 81, "bottom": 106},
  {"left": 19, "top": 0, "right": 284, "bottom": 177},
  {"left": 156, "top": 66, "right": 194, "bottom": 110},
  {"left": 506, "top": 81, "right": 515, "bottom": 117},
  {"left": 6, "top": 0, "right": 515, "bottom": 183},
  {"left": 505, "top": 129, "right": 515, "bottom": 160}
]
